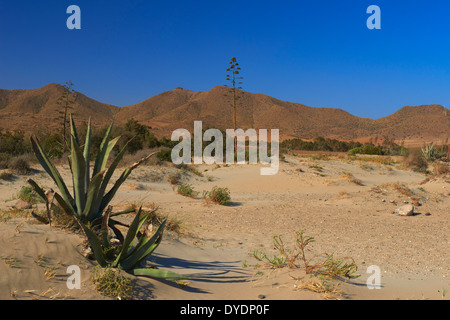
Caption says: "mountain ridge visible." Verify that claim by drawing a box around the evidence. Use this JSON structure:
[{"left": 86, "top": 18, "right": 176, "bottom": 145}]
[{"left": 0, "top": 83, "right": 448, "bottom": 146}]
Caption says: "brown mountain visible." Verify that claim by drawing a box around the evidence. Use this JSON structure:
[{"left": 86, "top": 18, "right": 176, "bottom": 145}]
[
  {"left": 1, "top": 84, "right": 448, "bottom": 146},
  {"left": 114, "top": 86, "right": 449, "bottom": 145},
  {"left": 0, "top": 83, "right": 119, "bottom": 132}
]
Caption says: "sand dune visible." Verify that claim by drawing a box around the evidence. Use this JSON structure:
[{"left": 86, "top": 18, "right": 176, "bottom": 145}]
[{"left": 0, "top": 154, "right": 448, "bottom": 300}]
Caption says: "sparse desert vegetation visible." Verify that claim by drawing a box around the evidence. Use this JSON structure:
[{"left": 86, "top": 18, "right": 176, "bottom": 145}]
[{"left": 0, "top": 115, "right": 448, "bottom": 300}]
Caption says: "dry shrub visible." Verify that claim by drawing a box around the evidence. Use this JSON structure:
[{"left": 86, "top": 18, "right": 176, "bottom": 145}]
[
  {"left": 380, "top": 182, "right": 414, "bottom": 197},
  {"left": 292, "top": 277, "right": 341, "bottom": 299},
  {"left": 433, "top": 162, "right": 449, "bottom": 175},
  {"left": 404, "top": 150, "right": 428, "bottom": 173},
  {"left": 6, "top": 155, "right": 32, "bottom": 175},
  {"left": 341, "top": 172, "right": 363, "bottom": 186}
]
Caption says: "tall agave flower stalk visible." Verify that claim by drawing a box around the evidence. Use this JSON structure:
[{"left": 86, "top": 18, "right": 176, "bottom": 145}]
[{"left": 28, "top": 116, "right": 186, "bottom": 280}]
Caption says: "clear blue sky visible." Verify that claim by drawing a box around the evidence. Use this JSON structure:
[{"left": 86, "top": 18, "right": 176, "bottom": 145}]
[{"left": 1, "top": 0, "right": 450, "bottom": 119}]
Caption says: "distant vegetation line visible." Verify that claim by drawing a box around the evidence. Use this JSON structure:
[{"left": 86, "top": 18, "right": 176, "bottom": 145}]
[{"left": 0, "top": 118, "right": 448, "bottom": 172}]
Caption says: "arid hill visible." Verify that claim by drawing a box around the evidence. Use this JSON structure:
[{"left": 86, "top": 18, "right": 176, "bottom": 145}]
[
  {"left": 0, "top": 83, "right": 119, "bottom": 133},
  {"left": 0, "top": 83, "right": 448, "bottom": 146},
  {"left": 114, "top": 86, "right": 449, "bottom": 145}
]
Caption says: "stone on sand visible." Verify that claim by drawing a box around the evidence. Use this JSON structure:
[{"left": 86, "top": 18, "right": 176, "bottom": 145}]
[{"left": 395, "top": 204, "right": 414, "bottom": 216}]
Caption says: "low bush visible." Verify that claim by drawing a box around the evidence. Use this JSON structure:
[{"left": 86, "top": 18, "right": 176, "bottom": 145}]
[
  {"left": 156, "top": 149, "right": 172, "bottom": 162},
  {"left": 204, "top": 186, "right": 231, "bottom": 205},
  {"left": 92, "top": 265, "right": 134, "bottom": 300},
  {"left": 8, "top": 155, "right": 32, "bottom": 175},
  {"left": 433, "top": 162, "right": 449, "bottom": 175},
  {"left": 177, "top": 183, "right": 198, "bottom": 198},
  {"left": 404, "top": 150, "right": 428, "bottom": 173},
  {"left": 0, "top": 172, "right": 14, "bottom": 181}
]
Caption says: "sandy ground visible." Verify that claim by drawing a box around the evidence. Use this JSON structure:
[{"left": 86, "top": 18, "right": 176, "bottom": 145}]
[{"left": 0, "top": 153, "right": 448, "bottom": 300}]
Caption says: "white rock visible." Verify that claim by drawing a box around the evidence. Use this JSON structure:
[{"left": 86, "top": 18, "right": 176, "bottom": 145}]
[{"left": 395, "top": 204, "right": 414, "bottom": 216}]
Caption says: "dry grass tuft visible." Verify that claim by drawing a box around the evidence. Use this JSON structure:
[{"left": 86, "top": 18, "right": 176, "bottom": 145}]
[
  {"left": 433, "top": 162, "right": 449, "bottom": 175},
  {"left": 292, "top": 276, "right": 342, "bottom": 299},
  {"left": 341, "top": 172, "right": 363, "bottom": 186},
  {"left": 380, "top": 182, "right": 414, "bottom": 197}
]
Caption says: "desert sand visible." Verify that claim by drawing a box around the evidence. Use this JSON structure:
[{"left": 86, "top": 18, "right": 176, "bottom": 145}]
[{"left": 0, "top": 153, "right": 448, "bottom": 300}]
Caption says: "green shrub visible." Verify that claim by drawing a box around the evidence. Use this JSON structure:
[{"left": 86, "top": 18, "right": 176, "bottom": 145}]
[
  {"left": 204, "top": 186, "right": 231, "bottom": 205},
  {"left": 348, "top": 145, "right": 384, "bottom": 155},
  {"left": 0, "top": 172, "right": 14, "bottom": 181},
  {"left": 0, "top": 153, "right": 11, "bottom": 169},
  {"left": 0, "top": 130, "right": 29, "bottom": 155},
  {"left": 92, "top": 265, "right": 134, "bottom": 300},
  {"left": 177, "top": 183, "right": 198, "bottom": 198},
  {"left": 39, "top": 133, "right": 64, "bottom": 158},
  {"left": 281, "top": 137, "right": 362, "bottom": 153},
  {"left": 362, "top": 145, "right": 382, "bottom": 155},
  {"left": 17, "top": 186, "right": 45, "bottom": 204},
  {"left": 156, "top": 149, "right": 172, "bottom": 162}
]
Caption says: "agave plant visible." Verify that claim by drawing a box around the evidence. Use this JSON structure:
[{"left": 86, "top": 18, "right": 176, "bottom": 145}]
[
  {"left": 78, "top": 205, "right": 185, "bottom": 280},
  {"left": 28, "top": 116, "right": 154, "bottom": 235},
  {"left": 28, "top": 116, "right": 185, "bottom": 280}
]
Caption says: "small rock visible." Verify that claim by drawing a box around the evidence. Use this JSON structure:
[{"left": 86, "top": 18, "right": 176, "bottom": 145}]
[
  {"left": 425, "top": 212, "right": 431, "bottom": 216},
  {"left": 382, "top": 199, "right": 386, "bottom": 202},
  {"left": 258, "top": 294, "right": 266, "bottom": 299},
  {"left": 395, "top": 204, "right": 414, "bottom": 216}
]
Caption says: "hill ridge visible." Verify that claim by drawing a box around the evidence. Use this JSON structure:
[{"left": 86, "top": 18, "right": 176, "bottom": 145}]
[{"left": 0, "top": 84, "right": 448, "bottom": 146}]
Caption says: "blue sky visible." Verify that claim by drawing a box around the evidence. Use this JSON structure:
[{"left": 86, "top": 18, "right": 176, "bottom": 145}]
[{"left": 1, "top": 0, "right": 450, "bottom": 119}]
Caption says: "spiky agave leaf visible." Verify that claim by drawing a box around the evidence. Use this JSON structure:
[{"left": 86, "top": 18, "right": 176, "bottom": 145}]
[
  {"left": 92, "top": 121, "right": 114, "bottom": 178},
  {"left": 90, "top": 139, "right": 131, "bottom": 221},
  {"left": 98, "top": 152, "right": 157, "bottom": 214},
  {"left": 82, "top": 170, "right": 106, "bottom": 221},
  {"left": 30, "top": 136, "right": 75, "bottom": 212},
  {"left": 70, "top": 133, "right": 86, "bottom": 216},
  {"left": 26, "top": 178, "right": 47, "bottom": 201},
  {"left": 112, "top": 206, "right": 149, "bottom": 268},
  {"left": 131, "top": 268, "right": 187, "bottom": 281},
  {"left": 83, "top": 117, "right": 92, "bottom": 192},
  {"left": 119, "top": 219, "right": 166, "bottom": 271}
]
